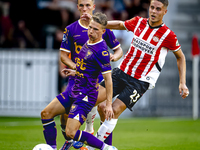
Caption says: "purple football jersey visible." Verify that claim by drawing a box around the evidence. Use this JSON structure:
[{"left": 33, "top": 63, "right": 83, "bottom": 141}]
[
  {"left": 60, "top": 20, "right": 120, "bottom": 82},
  {"left": 70, "top": 39, "right": 111, "bottom": 105}
]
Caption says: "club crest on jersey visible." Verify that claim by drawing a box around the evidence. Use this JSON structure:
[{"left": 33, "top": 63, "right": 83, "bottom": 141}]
[
  {"left": 84, "top": 50, "right": 93, "bottom": 59},
  {"left": 70, "top": 104, "right": 78, "bottom": 112},
  {"left": 153, "top": 36, "right": 159, "bottom": 43}
]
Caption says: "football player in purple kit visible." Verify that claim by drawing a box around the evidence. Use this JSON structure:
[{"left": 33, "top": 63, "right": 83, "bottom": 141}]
[
  {"left": 58, "top": 0, "right": 122, "bottom": 149},
  {"left": 40, "top": 1, "right": 122, "bottom": 150},
  {"left": 41, "top": 12, "right": 118, "bottom": 150}
]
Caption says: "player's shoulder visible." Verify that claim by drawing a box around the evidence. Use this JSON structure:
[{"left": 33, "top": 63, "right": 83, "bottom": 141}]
[
  {"left": 92, "top": 40, "right": 107, "bottom": 52},
  {"left": 129, "top": 16, "right": 146, "bottom": 22},
  {"left": 98, "top": 41, "right": 109, "bottom": 54},
  {"left": 99, "top": 39, "right": 108, "bottom": 49},
  {"left": 126, "top": 16, "right": 147, "bottom": 26},
  {"left": 66, "top": 20, "right": 79, "bottom": 29},
  {"left": 162, "top": 24, "right": 177, "bottom": 38},
  {"left": 103, "top": 28, "right": 114, "bottom": 36}
]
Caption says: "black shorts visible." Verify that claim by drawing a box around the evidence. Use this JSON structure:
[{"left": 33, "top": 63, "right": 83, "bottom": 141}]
[{"left": 100, "top": 68, "right": 149, "bottom": 111}]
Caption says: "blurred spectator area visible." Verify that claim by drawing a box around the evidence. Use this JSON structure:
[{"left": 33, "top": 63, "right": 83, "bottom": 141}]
[{"left": 0, "top": 0, "right": 150, "bottom": 49}]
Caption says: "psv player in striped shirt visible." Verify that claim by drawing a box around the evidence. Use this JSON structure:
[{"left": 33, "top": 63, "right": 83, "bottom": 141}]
[{"left": 86, "top": 0, "right": 190, "bottom": 149}]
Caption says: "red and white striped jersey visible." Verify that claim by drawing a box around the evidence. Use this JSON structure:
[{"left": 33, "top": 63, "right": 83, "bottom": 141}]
[{"left": 119, "top": 16, "right": 181, "bottom": 89}]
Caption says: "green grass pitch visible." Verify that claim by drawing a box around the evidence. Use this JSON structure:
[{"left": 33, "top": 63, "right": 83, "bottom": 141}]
[{"left": 0, "top": 116, "right": 200, "bottom": 150}]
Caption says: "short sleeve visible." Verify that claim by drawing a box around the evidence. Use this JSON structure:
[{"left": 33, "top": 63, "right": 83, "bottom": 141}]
[
  {"left": 96, "top": 50, "right": 111, "bottom": 74},
  {"left": 124, "top": 16, "right": 141, "bottom": 32},
  {"left": 60, "top": 26, "right": 73, "bottom": 52},
  {"left": 103, "top": 29, "right": 120, "bottom": 50},
  {"left": 163, "top": 31, "right": 181, "bottom": 52}
]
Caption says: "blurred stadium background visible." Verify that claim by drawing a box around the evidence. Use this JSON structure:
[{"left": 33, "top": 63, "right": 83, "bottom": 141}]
[{"left": 0, "top": 0, "right": 199, "bottom": 119}]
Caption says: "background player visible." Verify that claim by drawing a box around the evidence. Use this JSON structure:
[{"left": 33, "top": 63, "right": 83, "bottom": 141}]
[
  {"left": 41, "top": 12, "right": 118, "bottom": 150},
  {"left": 84, "top": 0, "right": 189, "bottom": 149}
]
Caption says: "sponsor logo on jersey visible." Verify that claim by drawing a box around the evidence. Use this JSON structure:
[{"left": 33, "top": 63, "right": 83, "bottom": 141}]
[
  {"left": 176, "top": 40, "right": 179, "bottom": 46},
  {"left": 102, "top": 63, "right": 111, "bottom": 68},
  {"left": 60, "top": 93, "right": 65, "bottom": 99},
  {"left": 146, "top": 76, "right": 150, "bottom": 80},
  {"left": 138, "top": 27, "right": 142, "bottom": 33},
  {"left": 81, "top": 114, "right": 86, "bottom": 122},
  {"left": 62, "top": 34, "right": 67, "bottom": 42},
  {"left": 102, "top": 51, "right": 109, "bottom": 56},
  {"left": 74, "top": 35, "right": 81, "bottom": 37},
  {"left": 132, "top": 36, "right": 156, "bottom": 55}
]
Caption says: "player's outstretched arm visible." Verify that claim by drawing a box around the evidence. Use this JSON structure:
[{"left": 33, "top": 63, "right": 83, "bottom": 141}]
[
  {"left": 106, "top": 21, "right": 126, "bottom": 30},
  {"left": 173, "top": 49, "right": 189, "bottom": 99}
]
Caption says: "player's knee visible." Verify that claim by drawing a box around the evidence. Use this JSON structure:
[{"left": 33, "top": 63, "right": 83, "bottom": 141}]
[
  {"left": 112, "top": 103, "right": 125, "bottom": 119},
  {"left": 97, "top": 102, "right": 106, "bottom": 113},
  {"left": 97, "top": 103, "right": 106, "bottom": 121},
  {"left": 112, "top": 106, "right": 119, "bottom": 119},
  {"left": 41, "top": 109, "right": 52, "bottom": 119}
]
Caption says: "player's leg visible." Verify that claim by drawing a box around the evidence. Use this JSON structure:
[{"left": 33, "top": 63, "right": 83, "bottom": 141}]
[
  {"left": 96, "top": 98, "right": 126, "bottom": 140},
  {"left": 97, "top": 101, "right": 112, "bottom": 145},
  {"left": 84, "top": 106, "right": 97, "bottom": 134},
  {"left": 84, "top": 85, "right": 108, "bottom": 134},
  {"left": 84, "top": 74, "right": 104, "bottom": 134},
  {"left": 64, "top": 118, "right": 114, "bottom": 150},
  {"left": 60, "top": 113, "right": 69, "bottom": 140},
  {"left": 65, "top": 102, "right": 117, "bottom": 150},
  {"left": 72, "top": 106, "right": 97, "bottom": 149},
  {"left": 41, "top": 97, "right": 66, "bottom": 150},
  {"left": 94, "top": 68, "right": 123, "bottom": 146},
  {"left": 59, "top": 77, "right": 69, "bottom": 141},
  {"left": 60, "top": 84, "right": 107, "bottom": 150},
  {"left": 87, "top": 70, "right": 150, "bottom": 149},
  {"left": 74, "top": 106, "right": 97, "bottom": 149},
  {"left": 59, "top": 79, "right": 73, "bottom": 141},
  {"left": 86, "top": 98, "right": 125, "bottom": 150}
]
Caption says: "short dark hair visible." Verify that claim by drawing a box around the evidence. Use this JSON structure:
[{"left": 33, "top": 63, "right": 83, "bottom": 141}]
[
  {"left": 92, "top": 12, "right": 107, "bottom": 28},
  {"left": 152, "top": 0, "right": 169, "bottom": 7},
  {"left": 77, "top": 0, "right": 95, "bottom": 4}
]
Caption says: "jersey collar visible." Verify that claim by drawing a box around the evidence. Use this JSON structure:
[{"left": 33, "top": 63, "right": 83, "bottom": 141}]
[{"left": 147, "top": 19, "right": 164, "bottom": 29}]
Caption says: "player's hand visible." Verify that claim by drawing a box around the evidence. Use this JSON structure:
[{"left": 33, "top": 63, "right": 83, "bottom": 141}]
[
  {"left": 110, "top": 53, "right": 116, "bottom": 62},
  {"left": 179, "top": 83, "right": 189, "bottom": 99},
  {"left": 104, "top": 101, "right": 114, "bottom": 120},
  {"left": 61, "top": 68, "right": 76, "bottom": 77},
  {"left": 80, "top": 13, "right": 92, "bottom": 22}
]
